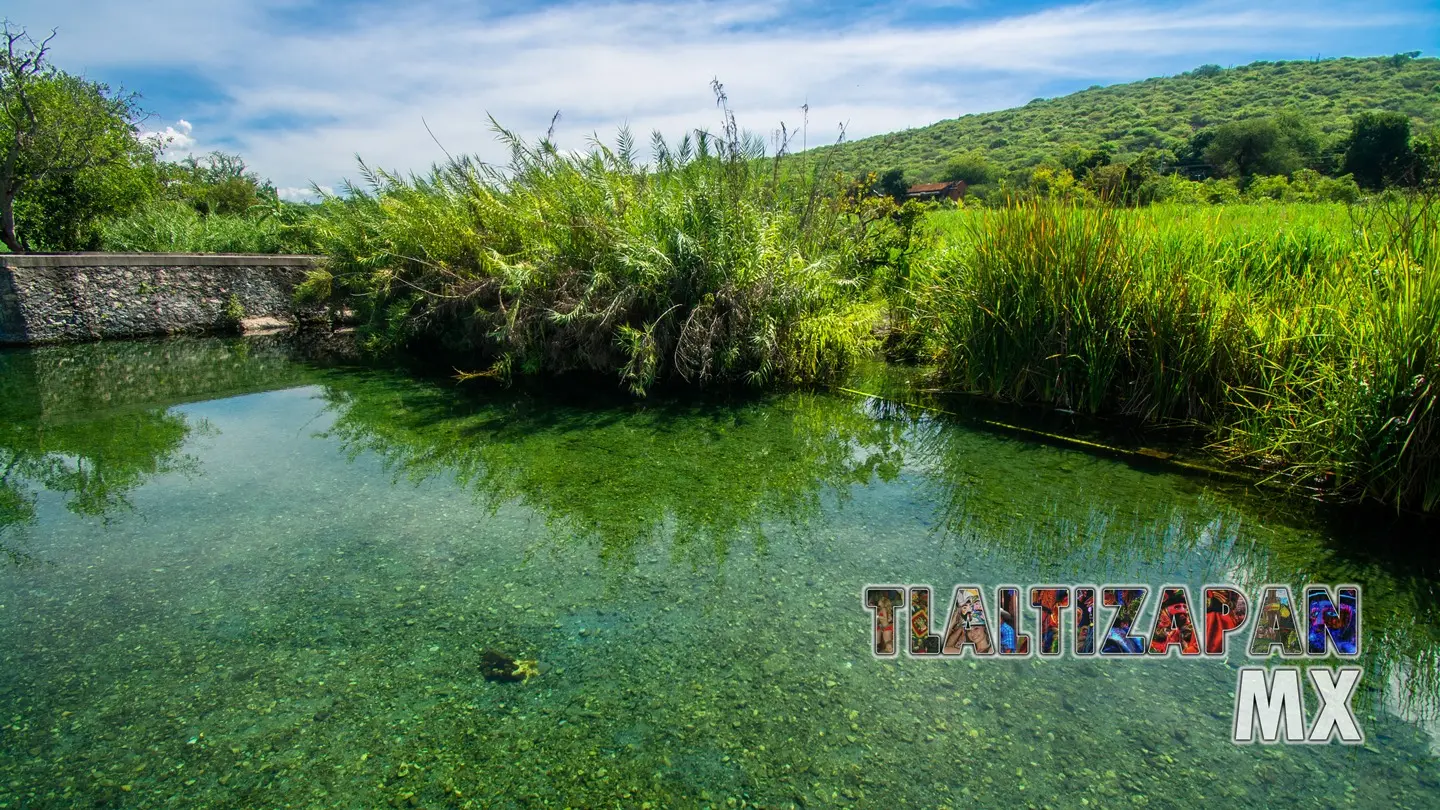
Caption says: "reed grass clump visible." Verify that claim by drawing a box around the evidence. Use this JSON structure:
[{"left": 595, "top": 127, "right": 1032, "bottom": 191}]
[
  {"left": 914, "top": 199, "right": 1440, "bottom": 511},
  {"left": 304, "top": 96, "right": 907, "bottom": 395},
  {"left": 99, "top": 200, "right": 308, "bottom": 254}
]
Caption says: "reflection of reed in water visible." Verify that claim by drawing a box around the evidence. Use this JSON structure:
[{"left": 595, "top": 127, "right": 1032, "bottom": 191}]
[
  {"left": 894, "top": 396, "right": 1440, "bottom": 725},
  {"left": 315, "top": 375, "right": 909, "bottom": 572},
  {"left": 1386, "top": 658, "right": 1440, "bottom": 755}
]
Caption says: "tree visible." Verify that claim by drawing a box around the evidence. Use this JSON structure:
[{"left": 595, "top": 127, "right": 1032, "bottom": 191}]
[
  {"left": 873, "top": 167, "right": 908, "bottom": 201},
  {"left": 1082, "top": 150, "right": 1167, "bottom": 206},
  {"left": 162, "top": 151, "right": 277, "bottom": 217},
  {"left": 938, "top": 151, "right": 995, "bottom": 186},
  {"left": 1202, "top": 118, "right": 1303, "bottom": 180},
  {"left": 1272, "top": 111, "right": 1322, "bottom": 169},
  {"left": 0, "top": 23, "right": 148, "bottom": 252},
  {"left": 1176, "top": 130, "right": 1216, "bottom": 179},
  {"left": 1341, "top": 111, "right": 1416, "bottom": 189},
  {"left": 1413, "top": 130, "right": 1440, "bottom": 189},
  {"left": 1059, "top": 144, "right": 1113, "bottom": 179},
  {"left": 13, "top": 150, "right": 158, "bottom": 250},
  {"left": 1386, "top": 51, "right": 1422, "bottom": 69}
]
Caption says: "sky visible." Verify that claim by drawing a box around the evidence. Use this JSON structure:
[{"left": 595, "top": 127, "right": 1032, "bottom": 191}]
[{"left": 6, "top": 0, "right": 1437, "bottom": 200}]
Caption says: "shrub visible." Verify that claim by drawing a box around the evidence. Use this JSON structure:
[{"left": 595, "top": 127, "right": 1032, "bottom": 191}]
[
  {"left": 304, "top": 92, "right": 912, "bottom": 394},
  {"left": 1245, "top": 174, "right": 1291, "bottom": 201},
  {"left": 99, "top": 200, "right": 312, "bottom": 253}
]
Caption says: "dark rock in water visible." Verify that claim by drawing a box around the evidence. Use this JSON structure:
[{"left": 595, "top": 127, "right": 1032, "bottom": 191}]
[
  {"left": 480, "top": 649, "right": 523, "bottom": 682},
  {"left": 480, "top": 648, "right": 540, "bottom": 683}
]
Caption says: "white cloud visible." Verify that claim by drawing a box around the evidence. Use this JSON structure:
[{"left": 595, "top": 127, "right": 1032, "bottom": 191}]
[
  {"left": 276, "top": 186, "right": 334, "bottom": 203},
  {"left": 7, "top": 0, "right": 1431, "bottom": 190},
  {"left": 139, "top": 118, "right": 196, "bottom": 152}
]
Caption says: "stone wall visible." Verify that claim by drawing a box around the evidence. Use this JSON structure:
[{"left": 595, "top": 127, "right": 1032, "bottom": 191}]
[{"left": 0, "top": 253, "right": 323, "bottom": 345}]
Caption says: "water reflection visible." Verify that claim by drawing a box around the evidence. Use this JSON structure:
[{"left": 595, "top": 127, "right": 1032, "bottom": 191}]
[
  {"left": 316, "top": 374, "right": 908, "bottom": 570},
  {"left": 897, "top": 395, "right": 1440, "bottom": 729},
  {"left": 3, "top": 338, "right": 1437, "bottom": 713},
  {"left": 0, "top": 338, "right": 1438, "bottom": 807},
  {"left": 0, "top": 336, "right": 324, "bottom": 561},
  {"left": 314, "top": 363, "right": 1440, "bottom": 724}
]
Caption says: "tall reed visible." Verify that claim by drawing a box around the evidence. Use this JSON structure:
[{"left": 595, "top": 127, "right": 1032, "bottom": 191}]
[
  {"left": 913, "top": 199, "right": 1440, "bottom": 511},
  {"left": 304, "top": 92, "right": 908, "bottom": 395},
  {"left": 99, "top": 200, "right": 310, "bottom": 254}
]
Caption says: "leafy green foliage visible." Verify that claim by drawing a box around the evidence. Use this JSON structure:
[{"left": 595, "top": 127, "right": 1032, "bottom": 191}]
[
  {"left": 159, "top": 151, "right": 277, "bottom": 216},
  {"left": 1202, "top": 114, "right": 1317, "bottom": 180},
  {"left": 938, "top": 151, "right": 995, "bottom": 186},
  {"left": 911, "top": 200, "right": 1440, "bottom": 511},
  {"left": 307, "top": 92, "right": 916, "bottom": 394},
  {"left": 814, "top": 55, "right": 1440, "bottom": 184},
  {"left": 11, "top": 151, "right": 158, "bottom": 250},
  {"left": 873, "top": 167, "right": 908, "bottom": 201},
  {"left": 0, "top": 26, "right": 301, "bottom": 253},
  {"left": 1343, "top": 111, "right": 1419, "bottom": 189},
  {"left": 0, "top": 24, "right": 153, "bottom": 252}
]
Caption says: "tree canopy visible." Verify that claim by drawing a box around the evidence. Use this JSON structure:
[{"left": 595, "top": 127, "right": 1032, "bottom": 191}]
[
  {"left": 1343, "top": 110, "right": 1418, "bottom": 189},
  {"left": 161, "top": 151, "right": 278, "bottom": 217},
  {"left": 937, "top": 151, "right": 996, "bottom": 186},
  {"left": 0, "top": 23, "right": 153, "bottom": 252},
  {"left": 1200, "top": 113, "right": 1319, "bottom": 181}
]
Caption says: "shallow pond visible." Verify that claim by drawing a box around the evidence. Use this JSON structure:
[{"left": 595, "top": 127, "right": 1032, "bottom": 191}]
[{"left": 1, "top": 336, "right": 1438, "bottom": 809}]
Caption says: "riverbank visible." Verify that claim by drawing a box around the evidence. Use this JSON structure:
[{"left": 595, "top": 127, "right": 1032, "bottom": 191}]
[
  {"left": 305, "top": 158, "right": 1438, "bottom": 512},
  {"left": 9, "top": 151, "right": 1435, "bottom": 513},
  {"left": 906, "top": 201, "right": 1438, "bottom": 512}
]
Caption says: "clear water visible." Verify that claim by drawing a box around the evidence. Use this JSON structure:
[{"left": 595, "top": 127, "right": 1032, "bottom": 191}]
[{"left": 1, "top": 336, "right": 1438, "bottom": 809}]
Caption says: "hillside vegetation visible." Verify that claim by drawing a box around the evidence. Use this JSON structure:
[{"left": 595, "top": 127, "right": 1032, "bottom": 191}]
[{"left": 819, "top": 54, "right": 1440, "bottom": 183}]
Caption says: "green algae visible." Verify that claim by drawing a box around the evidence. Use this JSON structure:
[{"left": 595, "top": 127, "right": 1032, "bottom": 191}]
[{"left": 0, "top": 337, "right": 1437, "bottom": 809}]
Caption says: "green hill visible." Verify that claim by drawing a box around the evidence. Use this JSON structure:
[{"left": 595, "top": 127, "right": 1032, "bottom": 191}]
[{"left": 815, "top": 54, "right": 1440, "bottom": 184}]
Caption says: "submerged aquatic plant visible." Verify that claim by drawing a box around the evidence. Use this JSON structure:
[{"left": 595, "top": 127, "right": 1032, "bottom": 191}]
[{"left": 305, "top": 86, "right": 911, "bottom": 395}]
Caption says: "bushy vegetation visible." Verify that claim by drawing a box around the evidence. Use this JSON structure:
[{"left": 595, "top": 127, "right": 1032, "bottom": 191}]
[
  {"left": 301, "top": 92, "right": 919, "bottom": 394},
  {"left": 1, "top": 23, "right": 153, "bottom": 252},
  {"left": 818, "top": 55, "right": 1440, "bottom": 186},
  {"left": 1004, "top": 163, "right": 1365, "bottom": 208},
  {"left": 316, "top": 369, "right": 905, "bottom": 568},
  {"left": 98, "top": 197, "right": 315, "bottom": 254},
  {"left": 906, "top": 200, "right": 1440, "bottom": 511},
  {"left": 9, "top": 22, "right": 1438, "bottom": 512},
  {"left": 0, "top": 24, "right": 313, "bottom": 253},
  {"left": 83, "top": 152, "right": 318, "bottom": 253}
]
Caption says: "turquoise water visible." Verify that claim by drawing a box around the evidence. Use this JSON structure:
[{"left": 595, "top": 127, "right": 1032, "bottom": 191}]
[{"left": 1, "top": 336, "right": 1438, "bottom": 809}]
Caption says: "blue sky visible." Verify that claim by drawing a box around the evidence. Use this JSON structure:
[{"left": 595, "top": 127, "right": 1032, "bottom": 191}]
[{"left": 7, "top": 0, "right": 1436, "bottom": 198}]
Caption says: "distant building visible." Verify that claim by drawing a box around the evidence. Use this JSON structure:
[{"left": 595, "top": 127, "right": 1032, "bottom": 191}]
[{"left": 905, "top": 181, "right": 967, "bottom": 202}]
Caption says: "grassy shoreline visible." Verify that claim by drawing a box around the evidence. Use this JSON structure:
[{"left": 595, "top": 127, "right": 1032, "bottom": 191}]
[
  {"left": 298, "top": 113, "right": 914, "bottom": 396},
  {"left": 909, "top": 200, "right": 1438, "bottom": 511},
  {"left": 290, "top": 117, "right": 1438, "bottom": 512}
]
